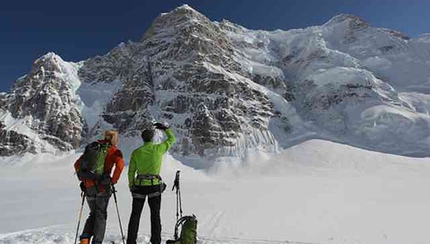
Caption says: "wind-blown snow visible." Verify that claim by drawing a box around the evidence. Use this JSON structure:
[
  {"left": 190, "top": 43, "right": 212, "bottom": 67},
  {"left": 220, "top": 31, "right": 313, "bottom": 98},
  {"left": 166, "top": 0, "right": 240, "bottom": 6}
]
[
  {"left": 1, "top": 140, "right": 430, "bottom": 244},
  {"left": 221, "top": 14, "right": 430, "bottom": 157},
  {"left": 77, "top": 80, "right": 122, "bottom": 130}
]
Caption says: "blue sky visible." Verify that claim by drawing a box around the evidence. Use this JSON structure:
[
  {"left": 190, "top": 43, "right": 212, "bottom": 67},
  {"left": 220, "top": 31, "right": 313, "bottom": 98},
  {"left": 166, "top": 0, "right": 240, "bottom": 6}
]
[{"left": 1, "top": 0, "right": 429, "bottom": 92}]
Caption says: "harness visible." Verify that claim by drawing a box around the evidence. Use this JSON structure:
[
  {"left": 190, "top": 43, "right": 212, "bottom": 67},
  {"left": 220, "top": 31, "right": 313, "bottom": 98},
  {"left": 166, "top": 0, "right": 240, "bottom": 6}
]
[
  {"left": 132, "top": 174, "right": 166, "bottom": 199},
  {"left": 134, "top": 174, "right": 162, "bottom": 186}
]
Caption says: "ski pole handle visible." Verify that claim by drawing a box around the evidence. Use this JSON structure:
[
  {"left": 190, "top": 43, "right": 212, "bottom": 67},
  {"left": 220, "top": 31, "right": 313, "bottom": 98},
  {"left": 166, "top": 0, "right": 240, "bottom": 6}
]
[{"left": 172, "top": 170, "right": 180, "bottom": 191}]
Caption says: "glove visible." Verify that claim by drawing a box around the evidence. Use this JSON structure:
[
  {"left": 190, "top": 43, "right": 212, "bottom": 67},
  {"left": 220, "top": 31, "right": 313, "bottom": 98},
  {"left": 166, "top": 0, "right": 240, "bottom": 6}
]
[
  {"left": 79, "top": 182, "right": 86, "bottom": 192},
  {"left": 154, "top": 122, "right": 169, "bottom": 131},
  {"left": 111, "top": 185, "right": 117, "bottom": 193},
  {"left": 161, "top": 183, "right": 167, "bottom": 193}
]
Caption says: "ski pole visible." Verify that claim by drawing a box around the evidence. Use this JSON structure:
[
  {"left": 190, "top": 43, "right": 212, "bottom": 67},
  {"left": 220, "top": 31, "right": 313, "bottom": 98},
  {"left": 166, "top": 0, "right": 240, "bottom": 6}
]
[
  {"left": 112, "top": 185, "right": 126, "bottom": 244},
  {"left": 74, "top": 192, "right": 86, "bottom": 244},
  {"left": 178, "top": 184, "right": 183, "bottom": 218},
  {"left": 172, "top": 170, "right": 183, "bottom": 221}
]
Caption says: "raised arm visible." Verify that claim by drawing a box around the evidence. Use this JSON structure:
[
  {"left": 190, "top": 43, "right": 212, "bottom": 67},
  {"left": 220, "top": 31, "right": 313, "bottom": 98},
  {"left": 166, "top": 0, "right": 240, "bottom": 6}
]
[{"left": 159, "top": 128, "right": 176, "bottom": 153}]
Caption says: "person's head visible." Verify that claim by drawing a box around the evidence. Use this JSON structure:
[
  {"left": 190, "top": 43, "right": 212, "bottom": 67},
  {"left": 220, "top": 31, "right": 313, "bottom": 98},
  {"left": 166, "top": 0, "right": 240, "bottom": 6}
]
[
  {"left": 141, "top": 129, "right": 154, "bottom": 142},
  {"left": 104, "top": 130, "right": 119, "bottom": 146}
]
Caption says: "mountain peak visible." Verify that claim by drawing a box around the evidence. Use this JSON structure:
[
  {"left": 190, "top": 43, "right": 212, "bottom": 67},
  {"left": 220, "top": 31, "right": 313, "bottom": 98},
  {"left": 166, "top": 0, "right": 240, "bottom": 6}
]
[
  {"left": 158, "top": 4, "right": 205, "bottom": 20},
  {"left": 36, "top": 52, "right": 62, "bottom": 61},
  {"left": 174, "top": 4, "right": 197, "bottom": 12},
  {"left": 324, "top": 13, "right": 369, "bottom": 29},
  {"left": 143, "top": 5, "right": 211, "bottom": 40},
  {"left": 34, "top": 52, "right": 65, "bottom": 67}
]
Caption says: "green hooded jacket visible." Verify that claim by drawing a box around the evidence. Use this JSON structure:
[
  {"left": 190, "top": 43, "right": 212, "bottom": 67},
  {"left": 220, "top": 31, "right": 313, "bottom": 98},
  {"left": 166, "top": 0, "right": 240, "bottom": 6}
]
[{"left": 128, "top": 128, "right": 176, "bottom": 187}]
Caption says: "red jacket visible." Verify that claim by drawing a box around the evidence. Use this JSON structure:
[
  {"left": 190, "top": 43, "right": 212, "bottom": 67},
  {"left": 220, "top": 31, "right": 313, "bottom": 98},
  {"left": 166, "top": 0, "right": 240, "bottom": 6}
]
[{"left": 74, "top": 140, "right": 124, "bottom": 191}]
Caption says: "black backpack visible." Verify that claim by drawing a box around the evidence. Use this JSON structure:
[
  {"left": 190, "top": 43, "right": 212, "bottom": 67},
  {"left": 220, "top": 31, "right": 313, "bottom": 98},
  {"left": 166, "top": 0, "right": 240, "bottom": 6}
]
[{"left": 77, "top": 141, "right": 110, "bottom": 180}]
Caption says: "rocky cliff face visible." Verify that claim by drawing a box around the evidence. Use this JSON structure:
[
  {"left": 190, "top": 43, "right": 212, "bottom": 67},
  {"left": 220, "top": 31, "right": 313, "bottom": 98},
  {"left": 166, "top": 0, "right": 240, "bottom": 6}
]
[
  {"left": 2, "top": 5, "right": 430, "bottom": 160},
  {"left": 0, "top": 53, "right": 85, "bottom": 155},
  {"left": 77, "top": 6, "right": 277, "bottom": 158}
]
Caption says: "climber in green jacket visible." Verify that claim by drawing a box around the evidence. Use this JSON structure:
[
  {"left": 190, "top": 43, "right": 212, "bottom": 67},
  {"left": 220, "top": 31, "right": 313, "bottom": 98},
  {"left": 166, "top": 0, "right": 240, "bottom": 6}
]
[{"left": 126, "top": 122, "right": 176, "bottom": 244}]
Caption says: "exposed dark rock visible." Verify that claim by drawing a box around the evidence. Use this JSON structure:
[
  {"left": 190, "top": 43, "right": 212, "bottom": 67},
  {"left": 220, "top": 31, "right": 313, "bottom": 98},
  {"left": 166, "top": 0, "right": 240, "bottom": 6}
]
[{"left": 0, "top": 122, "right": 37, "bottom": 156}]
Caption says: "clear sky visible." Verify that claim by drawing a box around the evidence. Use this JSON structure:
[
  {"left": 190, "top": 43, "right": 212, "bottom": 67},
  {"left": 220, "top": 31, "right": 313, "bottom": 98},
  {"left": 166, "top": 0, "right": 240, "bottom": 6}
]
[{"left": 1, "top": 0, "right": 429, "bottom": 92}]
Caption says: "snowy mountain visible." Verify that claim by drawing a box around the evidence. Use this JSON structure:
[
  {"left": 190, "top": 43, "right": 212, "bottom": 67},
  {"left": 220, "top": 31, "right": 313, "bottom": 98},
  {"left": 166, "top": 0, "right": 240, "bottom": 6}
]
[{"left": 2, "top": 5, "right": 430, "bottom": 161}]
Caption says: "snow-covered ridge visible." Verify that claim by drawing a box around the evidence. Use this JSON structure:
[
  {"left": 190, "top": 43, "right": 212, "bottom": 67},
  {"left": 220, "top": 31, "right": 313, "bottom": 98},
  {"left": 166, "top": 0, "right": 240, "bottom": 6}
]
[
  {"left": 2, "top": 5, "right": 430, "bottom": 161},
  {"left": 220, "top": 8, "right": 430, "bottom": 157}
]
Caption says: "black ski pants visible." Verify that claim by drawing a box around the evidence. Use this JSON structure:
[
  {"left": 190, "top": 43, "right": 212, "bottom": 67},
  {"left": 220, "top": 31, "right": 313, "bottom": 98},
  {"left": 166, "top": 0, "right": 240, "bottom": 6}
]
[
  {"left": 80, "top": 186, "right": 111, "bottom": 244},
  {"left": 127, "top": 185, "right": 162, "bottom": 244}
]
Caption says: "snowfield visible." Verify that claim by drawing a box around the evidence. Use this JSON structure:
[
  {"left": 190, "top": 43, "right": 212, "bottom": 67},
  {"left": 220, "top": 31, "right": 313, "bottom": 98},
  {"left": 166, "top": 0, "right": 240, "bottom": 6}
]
[{"left": 1, "top": 139, "right": 430, "bottom": 244}]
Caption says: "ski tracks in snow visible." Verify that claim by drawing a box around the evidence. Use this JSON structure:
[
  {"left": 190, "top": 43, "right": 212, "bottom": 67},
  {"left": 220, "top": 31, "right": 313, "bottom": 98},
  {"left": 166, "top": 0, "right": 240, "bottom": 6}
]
[
  {"left": 199, "top": 210, "right": 226, "bottom": 237},
  {"left": 0, "top": 225, "right": 73, "bottom": 244},
  {"left": 0, "top": 225, "right": 323, "bottom": 244},
  {"left": 199, "top": 236, "right": 324, "bottom": 244}
]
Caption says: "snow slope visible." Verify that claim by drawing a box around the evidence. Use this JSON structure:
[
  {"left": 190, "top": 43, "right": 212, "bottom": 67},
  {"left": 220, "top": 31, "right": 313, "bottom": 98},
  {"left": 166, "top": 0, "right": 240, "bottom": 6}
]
[{"left": 1, "top": 140, "right": 430, "bottom": 244}]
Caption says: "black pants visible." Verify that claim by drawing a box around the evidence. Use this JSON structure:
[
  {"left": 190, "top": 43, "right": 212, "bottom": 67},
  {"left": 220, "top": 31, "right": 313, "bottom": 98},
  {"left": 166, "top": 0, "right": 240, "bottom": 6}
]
[
  {"left": 127, "top": 185, "right": 162, "bottom": 244},
  {"left": 81, "top": 186, "right": 111, "bottom": 244}
]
